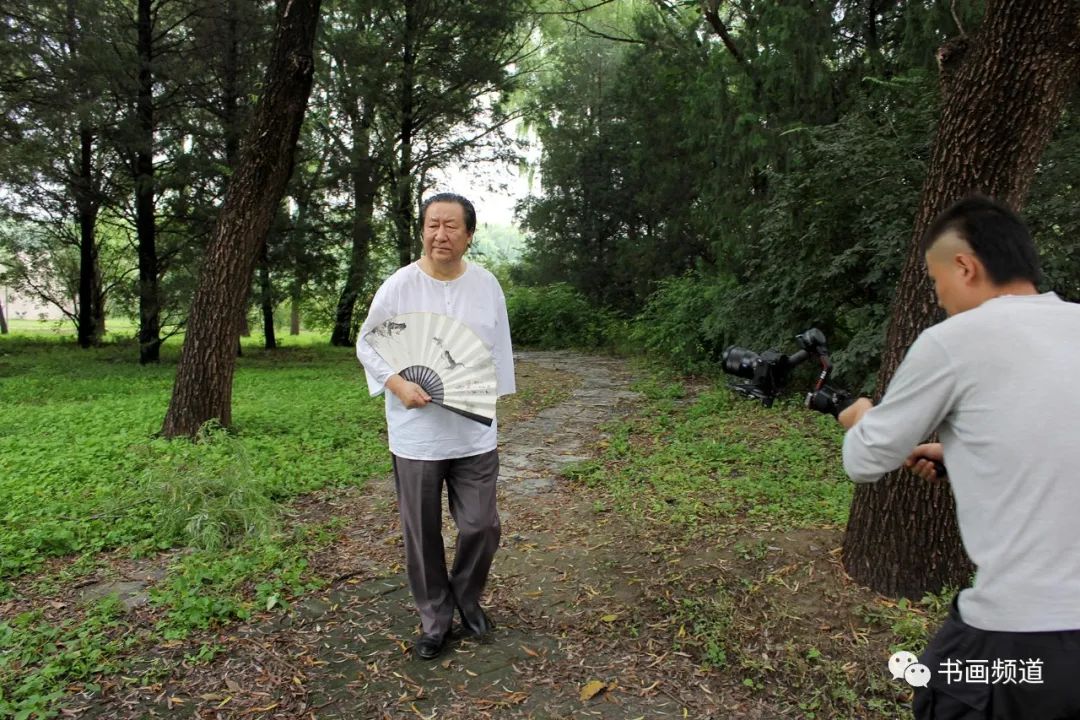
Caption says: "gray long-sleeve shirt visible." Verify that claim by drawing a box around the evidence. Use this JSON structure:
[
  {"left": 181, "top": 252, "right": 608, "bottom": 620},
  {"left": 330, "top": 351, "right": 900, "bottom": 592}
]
[{"left": 843, "top": 292, "right": 1080, "bottom": 632}]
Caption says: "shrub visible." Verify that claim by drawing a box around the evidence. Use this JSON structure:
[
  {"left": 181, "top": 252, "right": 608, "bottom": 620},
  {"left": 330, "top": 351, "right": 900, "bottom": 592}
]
[
  {"left": 631, "top": 272, "right": 735, "bottom": 374},
  {"left": 506, "top": 283, "right": 620, "bottom": 349}
]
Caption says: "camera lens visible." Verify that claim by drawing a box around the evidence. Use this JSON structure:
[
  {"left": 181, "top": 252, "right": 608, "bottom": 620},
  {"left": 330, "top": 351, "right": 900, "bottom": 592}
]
[{"left": 721, "top": 346, "right": 760, "bottom": 379}]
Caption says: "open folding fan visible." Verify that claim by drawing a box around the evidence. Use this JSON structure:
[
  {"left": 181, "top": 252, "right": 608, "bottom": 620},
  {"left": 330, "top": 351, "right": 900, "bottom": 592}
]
[{"left": 364, "top": 312, "right": 497, "bottom": 426}]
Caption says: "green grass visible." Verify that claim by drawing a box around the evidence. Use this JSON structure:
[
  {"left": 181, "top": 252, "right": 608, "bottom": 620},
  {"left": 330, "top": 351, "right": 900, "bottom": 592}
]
[
  {"left": 0, "top": 333, "right": 387, "bottom": 717},
  {"left": 0, "top": 334, "right": 387, "bottom": 580},
  {"left": 565, "top": 371, "right": 853, "bottom": 536}
]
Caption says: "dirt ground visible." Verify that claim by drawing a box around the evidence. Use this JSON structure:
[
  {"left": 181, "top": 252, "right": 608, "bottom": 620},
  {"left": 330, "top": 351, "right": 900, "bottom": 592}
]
[{"left": 18, "top": 352, "right": 919, "bottom": 719}]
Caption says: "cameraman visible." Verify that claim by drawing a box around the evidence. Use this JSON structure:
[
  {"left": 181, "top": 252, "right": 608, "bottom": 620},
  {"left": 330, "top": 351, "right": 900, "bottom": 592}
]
[{"left": 837, "top": 195, "right": 1080, "bottom": 720}]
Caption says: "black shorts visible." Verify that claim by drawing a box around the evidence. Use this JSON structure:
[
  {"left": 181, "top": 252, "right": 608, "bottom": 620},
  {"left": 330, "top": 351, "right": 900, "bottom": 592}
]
[{"left": 913, "top": 596, "right": 1080, "bottom": 720}]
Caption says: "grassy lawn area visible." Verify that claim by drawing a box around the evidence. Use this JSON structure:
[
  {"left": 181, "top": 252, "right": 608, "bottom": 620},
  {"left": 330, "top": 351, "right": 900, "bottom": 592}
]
[
  {"left": 0, "top": 332, "right": 386, "bottom": 581},
  {"left": 0, "top": 337, "right": 945, "bottom": 718},
  {"left": 0, "top": 331, "right": 389, "bottom": 717}
]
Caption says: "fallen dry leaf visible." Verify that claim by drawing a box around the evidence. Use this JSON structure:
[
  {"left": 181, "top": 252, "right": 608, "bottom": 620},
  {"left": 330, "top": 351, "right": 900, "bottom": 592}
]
[{"left": 579, "top": 679, "right": 608, "bottom": 702}]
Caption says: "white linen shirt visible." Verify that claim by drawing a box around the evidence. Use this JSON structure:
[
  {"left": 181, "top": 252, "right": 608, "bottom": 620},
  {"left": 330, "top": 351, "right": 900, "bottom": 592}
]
[{"left": 355, "top": 261, "right": 515, "bottom": 461}]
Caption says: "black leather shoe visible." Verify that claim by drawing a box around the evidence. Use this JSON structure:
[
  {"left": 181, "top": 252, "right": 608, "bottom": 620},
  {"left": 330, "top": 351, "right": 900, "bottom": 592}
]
[
  {"left": 414, "top": 633, "right": 445, "bottom": 660},
  {"left": 458, "top": 606, "right": 495, "bottom": 638}
]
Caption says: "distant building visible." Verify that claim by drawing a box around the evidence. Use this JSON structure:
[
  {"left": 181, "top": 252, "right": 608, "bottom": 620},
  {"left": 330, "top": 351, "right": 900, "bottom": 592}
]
[{"left": 1, "top": 283, "right": 71, "bottom": 322}]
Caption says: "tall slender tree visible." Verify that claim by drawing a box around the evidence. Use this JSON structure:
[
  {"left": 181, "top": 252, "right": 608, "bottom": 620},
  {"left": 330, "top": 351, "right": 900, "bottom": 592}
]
[
  {"left": 378, "top": 0, "right": 534, "bottom": 268},
  {"left": 162, "top": 0, "right": 322, "bottom": 438},
  {"left": 319, "top": 0, "right": 393, "bottom": 345},
  {"left": 842, "top": 0, "right": 1080, "bottom": 597},
  {"left": 0, "top": 0, "right": 118, "bottom": 346}
]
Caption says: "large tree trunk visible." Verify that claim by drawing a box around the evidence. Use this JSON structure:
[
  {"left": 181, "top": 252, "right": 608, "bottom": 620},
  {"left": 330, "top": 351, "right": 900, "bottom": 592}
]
[
  {"left": 330, "top": 112, "right": 375, "bottom": 346},
  {"left": 842, "top": 0, "right": 1080, "bottom": 598},
  {"left": 136, "top": 0, "right": 160, "bottom": 364},
  {"left": 0, "top": 296, "right": 8, "bottom": 334},
  {"left": 392, "top": 0, "right": 416, "bottom": 269},
  {"left": 161, "top": 0, "right": 321, "bottom": 438}
]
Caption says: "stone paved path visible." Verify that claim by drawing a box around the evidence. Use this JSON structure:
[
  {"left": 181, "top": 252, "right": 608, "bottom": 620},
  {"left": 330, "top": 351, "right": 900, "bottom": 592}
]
[{"left": 293, "top": 350, "right": 686, "bottom": 719}]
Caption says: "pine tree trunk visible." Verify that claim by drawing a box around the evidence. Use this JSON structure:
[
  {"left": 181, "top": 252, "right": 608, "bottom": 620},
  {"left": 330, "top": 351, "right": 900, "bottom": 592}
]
[
  {"left": 393, "top": 0, "right": 416, "bottom": 269},
  {"left": 161, "top": 0, "right": 321, "bottom": 438},
  {"left": 330, "top": 113, "right": 375, "bottom": 346},
  {"left": 76, "top": 126, "right": 100, "bottom": 348},
  {"left": 66, "top": 2, "right": 102, "bottom": 349},
  {"left": 842, "top": 0, "right": 1080, "bottom": 598},
  {"left": 136, "top": 0, "right": 160, "bottom": 364}
]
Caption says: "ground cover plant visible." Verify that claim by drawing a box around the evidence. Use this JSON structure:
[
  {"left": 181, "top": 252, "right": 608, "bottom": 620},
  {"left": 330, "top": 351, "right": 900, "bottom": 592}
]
[
  {"left": 0, "top": 331, "right": 389, "bottom": 717},
  {"left": 562, "top": 364, "right": 951, "bottom": 718},
  {"left": 0, "top": 333, "right": 386, "bottom": 581},
  {"left": 1, "top": 332, "right": 949, "bottom": 718}
]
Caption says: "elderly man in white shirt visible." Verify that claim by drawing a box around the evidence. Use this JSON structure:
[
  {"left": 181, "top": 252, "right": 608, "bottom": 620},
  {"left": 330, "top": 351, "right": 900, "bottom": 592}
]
[{"left": 356, "top": 193, "right": 515, "bottom": 661}]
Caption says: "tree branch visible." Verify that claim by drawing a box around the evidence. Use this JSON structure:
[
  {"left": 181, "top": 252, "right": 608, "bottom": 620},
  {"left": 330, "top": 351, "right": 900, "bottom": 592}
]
[{"left": 563, "top": 17, "right": 647, "bottom": 44}]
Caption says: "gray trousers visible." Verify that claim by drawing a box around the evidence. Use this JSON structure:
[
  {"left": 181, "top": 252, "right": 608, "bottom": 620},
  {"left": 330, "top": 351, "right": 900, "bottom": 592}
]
[{"left": 391, "top": 449, "right": 501, "bottom": 637}]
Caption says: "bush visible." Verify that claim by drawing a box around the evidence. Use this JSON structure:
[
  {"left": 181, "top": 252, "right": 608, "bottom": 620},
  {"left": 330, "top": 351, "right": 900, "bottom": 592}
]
[
  {"left": 506, "top": 283, "right": 621, "bottom": 349},
  {"left": 631, "top": 272, "right": 735, "bottom": 374}
]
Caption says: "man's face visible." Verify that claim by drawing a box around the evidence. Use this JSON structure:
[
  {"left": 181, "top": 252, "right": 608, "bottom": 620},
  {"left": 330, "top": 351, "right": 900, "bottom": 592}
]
[
  {"left": 924, "top": 230, "right": 978, "bottom": 316},
  {"left": 422, "top": 201, "right": 472, "bottom": 264}
]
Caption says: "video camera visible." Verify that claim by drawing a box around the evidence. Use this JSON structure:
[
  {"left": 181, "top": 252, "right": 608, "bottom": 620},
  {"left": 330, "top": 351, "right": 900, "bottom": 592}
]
[
  {"left": 721, "top": 329, "right": 854, "bottom": 417},
  {"left": 722, "top": 330, "right": 948, "bottom": 477}
]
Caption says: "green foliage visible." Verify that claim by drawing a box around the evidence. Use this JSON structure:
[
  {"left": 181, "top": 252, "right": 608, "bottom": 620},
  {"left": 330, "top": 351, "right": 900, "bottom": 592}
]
[
  {"left": 506, "top": 283, "right": 622, "bottom": 349},
  {"left": 672, "top": 593, "right": 734, "bottom": 669},
  {"left": 631, "top": 273, "right": 736, "bottom": 374},
  {"left": 1028, "top": 105, "right": 1080, "bottom": 303},
  {"left": 0, "top": 337, "right": 388, "bottom": 580},
  {"left": 0, "top": 597, "right": 136, "bottom": 720},
  {"left": 117, "top": 424, "right": 279, "bottom": 552},
  {"left": 517, "top": 22, "right": 717, "bottom": 312},
  {"left": 565, "top": 378, "right": 853, "bottom": 534},
  {"left": 515, "top": 3, "right": 1079, "bottom": 394},
  {"left": 150, "top": 526, "right": 329, "bottom": 639},
  {"left": 706, "top": 72, "right": 937, "bottom": 390}
]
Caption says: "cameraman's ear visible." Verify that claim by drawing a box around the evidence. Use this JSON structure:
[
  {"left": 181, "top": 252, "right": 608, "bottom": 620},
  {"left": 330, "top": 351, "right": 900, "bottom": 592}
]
[{"left": 955, "top": 253, "right": 980, "bottom": 283}]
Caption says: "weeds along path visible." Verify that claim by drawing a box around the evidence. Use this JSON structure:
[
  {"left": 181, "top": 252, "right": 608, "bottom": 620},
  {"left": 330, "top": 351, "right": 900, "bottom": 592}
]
[{"left": 78, "top": 350, "right": 790, "bottom": 719}]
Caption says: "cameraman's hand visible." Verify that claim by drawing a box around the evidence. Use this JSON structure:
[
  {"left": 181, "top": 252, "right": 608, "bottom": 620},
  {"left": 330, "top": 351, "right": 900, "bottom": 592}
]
[
  {"left": 837, "top": 397, "right": 873, "bottom": 430},
  {"left": 386, "top": 375, "right": 431, "bottom": 409},
  {"left": 905, "top": 443, "right": 945, "bottom": 481}
]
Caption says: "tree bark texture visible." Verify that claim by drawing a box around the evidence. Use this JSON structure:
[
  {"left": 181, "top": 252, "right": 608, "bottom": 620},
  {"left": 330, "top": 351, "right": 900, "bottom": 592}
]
[
  {"left": 136, "top": 0, "right": 161, "bottom": 364},
  {"left": 161, "top": 0, "right": 321, "bottom": 438},
  {"left": 0, "top": 296, "right": 8, "bottom": 334},
  {"left": 842, "top": 0, "right": 1080, "bottom": 599}
]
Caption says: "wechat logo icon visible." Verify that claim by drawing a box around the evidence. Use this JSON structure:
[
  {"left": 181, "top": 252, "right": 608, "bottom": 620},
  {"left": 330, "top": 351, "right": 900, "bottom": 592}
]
[{"left": 889, "top": 650, "right": 932, "bottom": 688}]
